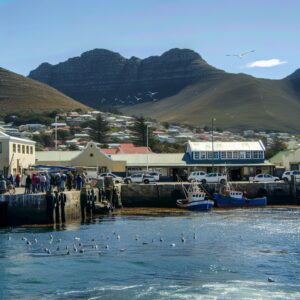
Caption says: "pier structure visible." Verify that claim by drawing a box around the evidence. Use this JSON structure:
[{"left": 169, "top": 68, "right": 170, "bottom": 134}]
[{"left": 0, "top": 181, "right": 300, "bottom": 227}]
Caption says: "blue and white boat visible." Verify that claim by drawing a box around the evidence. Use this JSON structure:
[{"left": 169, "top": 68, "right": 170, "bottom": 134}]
[
  {"left": 177, "top": 182, "right": 214, "bottom": 211},
  {"left": 214, "top": 190, "right": 267, "bottom": 208}
]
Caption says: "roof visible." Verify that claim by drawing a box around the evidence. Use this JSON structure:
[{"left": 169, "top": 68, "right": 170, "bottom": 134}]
[
  {"left": 0, "top": 131, "right": 36, "bottom": 144},
  {"left": 102, "top": 143, "right": 152, "bottom": 154},
  {"left": 111, "top": 153, "right": 187, "bottom": 166},
  {"left": 36, "top": 151, "right": 81, "bottom": 162},
  {"left": 188, "top": 140, "right": 265, "bottom": 152},
  {"left": 269, "top": 149, "right": 292, "bottom": 164},
  {"left": 102, "top": 148, "right": 118, "bottom": 155}
]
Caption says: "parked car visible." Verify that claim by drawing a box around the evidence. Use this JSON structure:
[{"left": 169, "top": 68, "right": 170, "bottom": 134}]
[
  {"left": 281, "top": 170, "right": 300, "bottom": 182},
  {"left": 124, "top": 173, "right": 156, "bottom": 184},
  {"left": 201, "top": 173, "right": 227, "bottom": 184},
  {"left": 98, "top": 173, "right": 124, "bottom": 183},
  {"left": 252, "top": 174, "right": 280, "bottom": 182},
  {"left": 188, "top": 171, "right": 207, "bottom": 182},
  {"left": 146, "top": 172, "right": 160, "bottom": 181}
]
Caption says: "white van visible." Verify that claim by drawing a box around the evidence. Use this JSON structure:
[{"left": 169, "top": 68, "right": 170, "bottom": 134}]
[
  {"left": 188, "top": 171, "right": 207, "bottom": 182},
  {"left": 281, "top": 170, "right": 300, "bottom": 182}
]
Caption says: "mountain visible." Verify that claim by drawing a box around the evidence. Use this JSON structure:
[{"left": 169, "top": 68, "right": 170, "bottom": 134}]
[
  {"left": 29, "top": 48, "right": 300, "bottom": 132},
  {"left": 28, "top": 48, "right": 225, "bottom": 107},
  {"left": 0, "top": 67, "right": 89, "bottom": 117}
]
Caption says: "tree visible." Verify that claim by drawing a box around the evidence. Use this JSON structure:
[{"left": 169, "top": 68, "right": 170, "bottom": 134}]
[
  {"left": 88, "top": 115, "right": 110, "bottom": 144},
  {"left": 131, "top": 116, "right": 153, "bottom": 147},
  {"left": 266, "top": 138, "right": 287, "bottom": 159},
  {"left": 33, "top": 133, "right": 54, "bottom": 148}
]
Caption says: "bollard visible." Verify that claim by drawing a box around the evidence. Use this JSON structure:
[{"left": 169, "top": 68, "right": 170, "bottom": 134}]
[
  {"left": 54, "top": 191, "right": 60, "bottom": 224},
  {"left": 45, "top": 191, "right": 55, "bottom": 223},
  {"left": 60, "top": 193, "right": 67, "bottom": 223},
  {"left": 80, "top": 188, "right": 87, "bottom": 221}
]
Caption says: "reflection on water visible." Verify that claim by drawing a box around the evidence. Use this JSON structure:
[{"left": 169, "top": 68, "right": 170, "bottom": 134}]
[{"left": 1, "top": 208, "right": 300, "bottom": 299}]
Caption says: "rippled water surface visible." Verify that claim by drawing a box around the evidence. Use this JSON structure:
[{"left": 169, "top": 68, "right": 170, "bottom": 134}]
[{"left": 1, "top": 208, "right": 300, "bottom": 300}]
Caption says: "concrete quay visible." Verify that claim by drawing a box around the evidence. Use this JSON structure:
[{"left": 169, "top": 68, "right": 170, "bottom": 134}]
[{"left": 0, "top": 181, "right": 299, "bottom": 227}]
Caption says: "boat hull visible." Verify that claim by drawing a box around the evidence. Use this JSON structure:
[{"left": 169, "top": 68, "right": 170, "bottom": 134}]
[
  {"left": 214, "top": 194, "right": 267, "bottom": 208},
  {"left": 176, "top": 199, "right": 214, "bottom": 211}
]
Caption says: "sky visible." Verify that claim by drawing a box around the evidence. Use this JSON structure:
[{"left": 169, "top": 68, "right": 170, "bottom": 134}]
[{"left": 0, "top": 0, "right": 299, "bottom": 79}]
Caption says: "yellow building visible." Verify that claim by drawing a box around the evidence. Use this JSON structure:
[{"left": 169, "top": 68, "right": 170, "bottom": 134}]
[
  {"left": 35, "top": 142, "right": 126, "bottom": 174},
  {"left": 0, "top": 132, "right": 36, "bottom": 177}
]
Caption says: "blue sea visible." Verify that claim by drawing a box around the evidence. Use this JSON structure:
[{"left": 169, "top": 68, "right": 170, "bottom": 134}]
[{"left": 1, "top": 208, "right": 300, "bottom": 300}]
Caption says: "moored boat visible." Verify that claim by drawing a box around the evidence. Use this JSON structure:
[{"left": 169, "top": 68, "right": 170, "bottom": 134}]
[
  {"left": 176, "top": 181, "right": 214, "bottom": 211},
  {"left": 214, "top": 190, "right": 267, "bottom": 208}
]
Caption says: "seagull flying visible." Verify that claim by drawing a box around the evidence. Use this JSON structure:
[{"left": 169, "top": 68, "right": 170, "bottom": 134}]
[
  {"left": 147, "top": 91, "right": 158, "bottom": 97},
  {"left": 226, "top": 50, "right": 255, "bottom": 58},
  {"left": 134, "top": 96, "right": 142, "bottom": 101}
]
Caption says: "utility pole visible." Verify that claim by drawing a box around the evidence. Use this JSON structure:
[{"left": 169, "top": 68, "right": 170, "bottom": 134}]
[{"left": 211, "top": 118, "right": 215, "bottom": 173}]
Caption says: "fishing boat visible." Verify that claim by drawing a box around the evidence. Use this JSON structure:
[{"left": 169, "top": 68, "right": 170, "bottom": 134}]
[
  {"left": 176, "top": 181, "right": 214, "bottom": 211},
  {"left": 213, "top": 189, "right": 267, "bottom": 208}
]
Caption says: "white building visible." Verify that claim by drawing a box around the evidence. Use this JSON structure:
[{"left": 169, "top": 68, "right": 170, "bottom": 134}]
[{"left": 0, "top": 132, "right": 36, "bottom": 177}]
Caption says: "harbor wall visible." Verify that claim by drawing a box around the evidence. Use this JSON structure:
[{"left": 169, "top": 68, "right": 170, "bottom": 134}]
[
  {"left": 1, "top": 191, "right": 83, "bottom": 226},
  {"left": 121, "top": 182, "right": 300, "bottom": 207}
]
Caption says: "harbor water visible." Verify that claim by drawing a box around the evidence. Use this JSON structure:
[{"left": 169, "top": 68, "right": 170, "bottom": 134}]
[{"left": 1, "top": 208, "right": 300, "bottom": 299}]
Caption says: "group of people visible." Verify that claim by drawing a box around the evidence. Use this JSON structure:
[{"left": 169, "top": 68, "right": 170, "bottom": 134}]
[
  {"left": 25, "top": 172, "right": 85, "bottom": 194},
  {"left": 0, "top": 174, "right": 21, "bottom": 194},
  {"left": 0, "top": 172, "right": 86, "bottom": 194}
]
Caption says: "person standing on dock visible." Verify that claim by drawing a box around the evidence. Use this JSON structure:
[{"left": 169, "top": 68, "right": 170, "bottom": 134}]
[
  {"left": 0, "top": 176, "right": 7, "bottom": 194},
  {"left": 76, "top": 174, "right": 83, "bottom": 190},
  {"left": 15, "top": 174, "right": 20, "bottom": 188},
  {"left": 25, "top": 175, "right": 31, "bottom": 194}
]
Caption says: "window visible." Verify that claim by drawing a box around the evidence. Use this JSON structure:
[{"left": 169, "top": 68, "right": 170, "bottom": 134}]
[
  {"left": 26, "top": 146, "right": 29, "bottom": 154},
  {"left": 214, "top": 152, "right": 219, "bottom": 159},
  {"left": 17, "top": 144, "right": 21, "bottom": 153},
  {"left": 207, "top": 152, "right": 213, "bottom": 159},
  {"left": 0, "top": 142, "right": 2, "bottom": 153},
  {"left": 30, "top": 146, "right": 33, "bottom": 154},
  {"left": 240, "top": 151, "right": 246, "bottom": 159},
  {"left": 253, "top": 151, "right": 259, "bottom": 159},
  {"left": 13, "top": 144, "right": 16, "bottom": 153},
  {"left": 200, "top": 152, "right": 206, "bottom": 159},
  {"left": 194, "top": 152, "right": 199, "bottom": 160},
  {"left": 22, "top": 145, "right": 25, "bottom": 154},
  {"left": 246, "top": 151, "right": 251, "bottom": 159},
  {"left": 233, "top": 151, "right": 239, "bottom": 159},
  {"left": 227, "top": 152, "right": 232, "bottom": 159},
  {"left": 220, "top": 152, "right": 226, "bottom": 159},
  {"left": 259, "top": 151, "right": 264, "bottom": 159}
]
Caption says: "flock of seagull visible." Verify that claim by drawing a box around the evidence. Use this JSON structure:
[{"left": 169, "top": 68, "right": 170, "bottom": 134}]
[
  {"left": 100, "top": 91, "right": 159, "bottom": 105},
  {"left": 5, "top": 231, "right": 198, "bottom": 257},
  {"left": 99, "top": 50, "right": 255, "bottom": 105}
]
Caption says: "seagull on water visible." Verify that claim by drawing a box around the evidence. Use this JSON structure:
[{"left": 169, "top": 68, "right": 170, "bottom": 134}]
[{"left": 226, "top": 50, "right": 255, "bottom": 58}]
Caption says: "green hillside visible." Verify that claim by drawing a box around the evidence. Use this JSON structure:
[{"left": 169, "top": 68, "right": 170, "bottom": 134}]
[
  {"left": 122, "top": 73, "right": 300, "bottom": 132},
  {"left": 0, "top": 67, "right": 89, "bottom": 117}
]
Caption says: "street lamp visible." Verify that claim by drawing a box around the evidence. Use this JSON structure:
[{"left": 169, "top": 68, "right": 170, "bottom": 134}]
[
  {"left": 146, "top": 124, "right": 149, "bottom": 172},
  {"left": 55, "top": 116, "right": 58, "bottom": 150}
]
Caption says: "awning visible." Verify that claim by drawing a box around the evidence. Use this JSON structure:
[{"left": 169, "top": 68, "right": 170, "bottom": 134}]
[{"left": 31, "top": 165, "right": 76, "bottom": 171}]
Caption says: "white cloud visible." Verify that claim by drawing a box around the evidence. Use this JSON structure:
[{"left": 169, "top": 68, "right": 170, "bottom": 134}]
[{"left": 246, "top": 59, "right": 287, "bottom": 68}]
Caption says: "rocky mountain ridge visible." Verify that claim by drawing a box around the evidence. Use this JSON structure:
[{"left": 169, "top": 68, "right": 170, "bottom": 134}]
[{"left": 29, "top": 48, "right": 226, "bottom": 106}]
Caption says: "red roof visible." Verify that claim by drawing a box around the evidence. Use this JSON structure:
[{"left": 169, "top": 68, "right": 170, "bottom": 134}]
[
  {"left": 101, "top": 143, "right": 152, "bottom": 155},
  {"left": 102, "top": 148, "right": 118, "bottom": 155}
]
